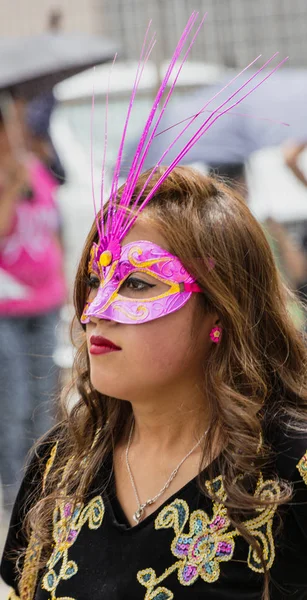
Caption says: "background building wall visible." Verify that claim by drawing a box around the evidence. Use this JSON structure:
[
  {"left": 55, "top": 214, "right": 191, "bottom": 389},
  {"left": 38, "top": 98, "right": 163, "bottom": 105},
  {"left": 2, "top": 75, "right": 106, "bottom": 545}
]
[
  {"left": 0, "top": 0, "right": 96, "bottom": 36},
  {"left": 95, "top": 0, "right": 307, "bottom": 67},
  {"left": 1, "top": 0, "right": 306, "bottom": 68}
]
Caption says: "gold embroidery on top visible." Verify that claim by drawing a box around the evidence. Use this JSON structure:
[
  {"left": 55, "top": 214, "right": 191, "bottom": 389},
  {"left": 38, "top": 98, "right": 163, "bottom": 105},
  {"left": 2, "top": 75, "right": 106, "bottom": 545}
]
[
  {"left": 137, "top": 474, "right": 281, "bottom": 598},
  {"left": 18, "top": 435, "right": 103, "bottom": 600},
  {"left": 41, "top": 495, "right": 104, "bottom": 600},
  {"left": 19, "top": 442, "right": 59, "bottom": 600},
  {"left": 42, "top": 442, "right": 58, "bottom": 491},
  {"left": 297, "top": 450, "right": 307, "bottom": 486},
  {"left": 242, "top": 474, "right": 280, "bottom": 572},
  {"left": 7, "top": 588, "right": 20, "bottom": 600}
]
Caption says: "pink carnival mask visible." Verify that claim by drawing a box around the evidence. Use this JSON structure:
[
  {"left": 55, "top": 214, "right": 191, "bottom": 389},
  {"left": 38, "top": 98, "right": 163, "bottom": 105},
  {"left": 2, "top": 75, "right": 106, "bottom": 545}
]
[
  {"left": 81, "top": 14, "right": 285, "bottom": 326},
  {"left": 81, "top": 239, "right": 202, "bottom": 325}
]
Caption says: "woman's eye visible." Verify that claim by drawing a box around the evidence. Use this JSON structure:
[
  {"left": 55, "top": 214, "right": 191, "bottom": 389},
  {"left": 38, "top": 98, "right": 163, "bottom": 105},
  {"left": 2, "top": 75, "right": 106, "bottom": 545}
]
[
  {"left": 123, "top": 277, "right": 156, "bottom": 292},
  {"left": 87, "top": 274, "right": 100, "bottom": 290}
]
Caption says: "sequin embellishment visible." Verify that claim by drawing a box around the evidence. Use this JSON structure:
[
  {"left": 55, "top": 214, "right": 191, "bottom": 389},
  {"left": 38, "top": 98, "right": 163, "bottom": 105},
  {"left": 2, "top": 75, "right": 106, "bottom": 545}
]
[
  {"left": 18, "top": 443, "right": 59, "bottom": 600},
  {"left": 41, "top": 495, "right": 105, "bottom": 599},
  {"left": 297, "top": 450, "right": 307, "bottom": 486},
  {"left": 137, "top": 474, "right": 280, "bottom": 597},
  {"left": 7, "top": 589, "right": 20, "bottom": 600}
]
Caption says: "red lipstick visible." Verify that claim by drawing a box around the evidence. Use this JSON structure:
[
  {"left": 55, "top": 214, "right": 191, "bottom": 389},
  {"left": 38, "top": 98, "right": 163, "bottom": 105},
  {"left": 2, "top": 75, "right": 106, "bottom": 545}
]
[{"left": 89, "top": 335, "right": 121, "bottom": 355}]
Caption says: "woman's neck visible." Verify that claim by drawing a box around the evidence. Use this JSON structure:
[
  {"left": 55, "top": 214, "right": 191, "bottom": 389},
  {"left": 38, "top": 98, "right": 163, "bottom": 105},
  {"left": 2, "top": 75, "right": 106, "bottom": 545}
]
[{"left": 128, "top": 385, "right": 209, "bottom": 454}]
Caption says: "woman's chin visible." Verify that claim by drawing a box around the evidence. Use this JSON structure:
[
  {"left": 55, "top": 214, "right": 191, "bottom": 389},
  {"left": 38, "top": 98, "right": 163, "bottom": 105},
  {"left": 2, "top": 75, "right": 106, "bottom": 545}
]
[{"left": 90, "top": 375, "right": 132, "bottom": 401}]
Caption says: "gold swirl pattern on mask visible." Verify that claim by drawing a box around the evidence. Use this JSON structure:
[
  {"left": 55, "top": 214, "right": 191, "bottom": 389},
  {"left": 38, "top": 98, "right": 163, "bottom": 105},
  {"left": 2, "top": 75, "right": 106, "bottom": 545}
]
[
  {"left": 113, "top": 303, "right": 150, "bottom": 321},
  {"left": 127, "top": 245, "right": 171, "bottom": 269},
  {"left": 126, "top": 246, "right": 189, "bottom": 285},
  {"left": 137, "top": 473, "right": 281, "bottom": 598}
]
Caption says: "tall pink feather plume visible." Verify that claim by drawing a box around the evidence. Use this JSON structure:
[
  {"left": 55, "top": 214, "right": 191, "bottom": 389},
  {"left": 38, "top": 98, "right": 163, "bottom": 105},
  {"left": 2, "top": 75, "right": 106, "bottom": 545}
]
[
  {"left": 112, "top": 10, "right": 201, "bottom": 238},
  {"left": 100, "top": 53, "right": 118, "bottom": 238},
  {"left": 109, "top": 31, "right": 157, "bottom": 237},
  {"left": 155, "top": 109, "right": 289, "bottom": 138},
  {"left": 120, "top": 54, "right": 288, "bottom": 237},
  {"left": 95, "top": 13, "right": 288, "bottom": 248},
  {"left": 113, "top": 11, "right": 207, "bottom": 238},
  {"left": 106, "top": 21, "right": 156, "bottom": 236},
  {"left": 90, "top": 68, "right": 101, "bottom": 239}
]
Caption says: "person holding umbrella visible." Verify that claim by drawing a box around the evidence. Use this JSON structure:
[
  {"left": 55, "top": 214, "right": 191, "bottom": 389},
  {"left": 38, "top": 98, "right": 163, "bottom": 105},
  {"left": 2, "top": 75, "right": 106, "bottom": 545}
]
[
  {"left": 26, "top": 10, "right": 66, "bottom": 186},
  {"left": 0, "top": 27, "right": 117, "bottom": 516},
  {"left": 284, "top": 142, "right": 307, "bottom": 189}
]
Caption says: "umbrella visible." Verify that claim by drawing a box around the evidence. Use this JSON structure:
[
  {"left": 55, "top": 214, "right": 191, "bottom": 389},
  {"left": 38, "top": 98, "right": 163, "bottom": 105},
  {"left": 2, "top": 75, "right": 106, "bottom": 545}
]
[
  {"left": 120, "top": 68, "right": 307, "bottom": 172},
  {"left": 0, "top": 32, "right": 118, "bottom": 99},
  {"left": 242, "top": 68, "right": 307, "bottom": 149}
]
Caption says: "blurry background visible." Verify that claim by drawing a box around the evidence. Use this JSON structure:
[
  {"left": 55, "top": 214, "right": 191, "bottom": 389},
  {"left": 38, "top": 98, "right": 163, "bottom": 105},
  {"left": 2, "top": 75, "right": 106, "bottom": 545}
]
[
  {"left": 1, "top": 0, "right": 306, "bottom": 284},
  {"left": 1, "top": 2, "right": 307, "bottom": 595}
]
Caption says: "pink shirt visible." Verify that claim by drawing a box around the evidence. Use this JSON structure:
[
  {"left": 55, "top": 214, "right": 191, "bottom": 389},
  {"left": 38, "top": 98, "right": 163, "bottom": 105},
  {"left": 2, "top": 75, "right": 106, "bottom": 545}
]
[{"left": 0, "top": 159, "right": 66, "bottom": 316}]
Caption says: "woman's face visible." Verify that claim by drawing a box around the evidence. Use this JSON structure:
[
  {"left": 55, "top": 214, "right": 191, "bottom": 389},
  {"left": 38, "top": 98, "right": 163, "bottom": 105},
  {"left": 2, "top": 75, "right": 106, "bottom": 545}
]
[{"left": 85, "top": 219, "right": 218, "bottom": 402}]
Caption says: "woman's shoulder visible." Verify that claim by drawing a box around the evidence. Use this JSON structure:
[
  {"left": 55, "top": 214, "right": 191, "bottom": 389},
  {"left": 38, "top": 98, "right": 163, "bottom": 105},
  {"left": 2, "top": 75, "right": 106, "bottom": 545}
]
[
  {"left": 23, "top": 423, "right": 65, "bottom": 486},
  {"left": 0, "top": 424, "right": 65, "bottom": 592},
  {"left": 2, "top": 423, "right": 65, "bottom": 532},
  {"left": 266, "top": 420, "right": 307, "bottom": 596},
  {"left": 265, "top": 418, "right": 307, "bottom": 485}
]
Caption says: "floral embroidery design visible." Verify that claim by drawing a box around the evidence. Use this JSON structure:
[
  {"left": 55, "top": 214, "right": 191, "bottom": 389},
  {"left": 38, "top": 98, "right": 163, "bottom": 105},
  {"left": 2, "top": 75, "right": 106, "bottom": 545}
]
[
  {"left": 41, "top": 495, "right": 104, "bottom": 599},
  {"left": 137, "top": 474, "right": 281, "bottom": 598},
  {"left": 297, "top": 450, "right": 307, "bottom": 486}
]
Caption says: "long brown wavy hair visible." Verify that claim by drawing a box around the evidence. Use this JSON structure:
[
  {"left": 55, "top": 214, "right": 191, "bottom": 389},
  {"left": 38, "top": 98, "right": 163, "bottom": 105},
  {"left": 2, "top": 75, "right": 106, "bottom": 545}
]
[{"left": 23, "top": 166, "right": 307, "bottom": 598}]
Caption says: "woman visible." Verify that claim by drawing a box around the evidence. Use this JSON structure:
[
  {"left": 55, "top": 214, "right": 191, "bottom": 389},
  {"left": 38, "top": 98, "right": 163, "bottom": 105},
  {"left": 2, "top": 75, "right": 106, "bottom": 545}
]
[
  {"left": 1, "top": 164, "right": 307, "bottom": 599},
  {"left": 1, "top": 14, "right": 307, "bottom": 600}
]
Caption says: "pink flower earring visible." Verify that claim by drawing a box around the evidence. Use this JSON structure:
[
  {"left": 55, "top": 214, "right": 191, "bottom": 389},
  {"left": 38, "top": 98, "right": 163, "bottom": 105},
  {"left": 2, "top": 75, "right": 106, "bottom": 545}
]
[{"left": 210, "top": 326, "right": 222, "bottom": 343}]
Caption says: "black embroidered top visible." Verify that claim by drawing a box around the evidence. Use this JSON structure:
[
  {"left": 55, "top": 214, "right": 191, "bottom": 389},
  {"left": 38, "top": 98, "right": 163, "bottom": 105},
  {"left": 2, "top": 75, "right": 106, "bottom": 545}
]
[{"left": 1, "top": 426, "right": 307, "bottom": 600}]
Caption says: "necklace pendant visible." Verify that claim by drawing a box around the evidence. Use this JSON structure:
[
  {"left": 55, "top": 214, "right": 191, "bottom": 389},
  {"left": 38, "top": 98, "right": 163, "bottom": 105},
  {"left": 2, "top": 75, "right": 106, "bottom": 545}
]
[{"left": 133, "top": 505, "right": 145, "bottom": 524}]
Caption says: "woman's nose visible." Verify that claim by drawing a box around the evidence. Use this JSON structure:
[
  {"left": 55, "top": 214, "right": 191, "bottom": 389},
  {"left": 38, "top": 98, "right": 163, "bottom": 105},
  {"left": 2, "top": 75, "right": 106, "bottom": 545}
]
[{"left": 89, "top": 315, "right": 113, "bottom": 325}]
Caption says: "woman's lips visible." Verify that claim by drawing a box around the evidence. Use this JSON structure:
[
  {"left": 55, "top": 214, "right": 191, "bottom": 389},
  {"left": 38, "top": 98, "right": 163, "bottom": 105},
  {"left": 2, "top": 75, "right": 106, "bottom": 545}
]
[{"left": 89, "top": 335, "right": 121, "bottom": 356}]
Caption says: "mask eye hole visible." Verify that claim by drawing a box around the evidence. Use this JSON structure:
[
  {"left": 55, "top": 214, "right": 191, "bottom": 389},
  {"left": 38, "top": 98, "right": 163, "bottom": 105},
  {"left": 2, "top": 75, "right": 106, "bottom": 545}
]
[
  {"left": 119, "top": 274, "right": 170, "bottom": 298},
  {"left": 118, "top": 276, "right": 155, "bottom": 298}
]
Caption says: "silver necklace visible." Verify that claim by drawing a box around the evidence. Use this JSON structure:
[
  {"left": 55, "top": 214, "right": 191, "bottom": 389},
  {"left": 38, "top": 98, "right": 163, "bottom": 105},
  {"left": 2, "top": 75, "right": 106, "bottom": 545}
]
[{"left": 126, "top": 420, "right": 207, "bottom": 524}]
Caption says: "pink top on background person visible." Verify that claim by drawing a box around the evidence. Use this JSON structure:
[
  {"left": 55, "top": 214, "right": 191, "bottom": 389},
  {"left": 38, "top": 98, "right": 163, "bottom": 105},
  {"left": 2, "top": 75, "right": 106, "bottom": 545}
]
[{"left": 0, "top": 159, "right": 66, "bottom": 316}]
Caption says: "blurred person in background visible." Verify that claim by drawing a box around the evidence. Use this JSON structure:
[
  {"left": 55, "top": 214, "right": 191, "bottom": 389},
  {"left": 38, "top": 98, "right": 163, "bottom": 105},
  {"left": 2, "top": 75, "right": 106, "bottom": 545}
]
[
  {"left": 0, "top": 103, "right": 67, "bottom": 514},
  {"left": 284, "top": 141, "right": 307, "bottom": 189},
  {"left": 27, "top": 9, "right": 66, "bottom": 187},
  {"left": 27, "top": 93, "right": 66, "bottom": 187},
  {"left": 210, "top": 161, "right": 306, "bottom": 329},
  {"left": 283, "top": 141, "right": 307, "bottom": 303}
]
